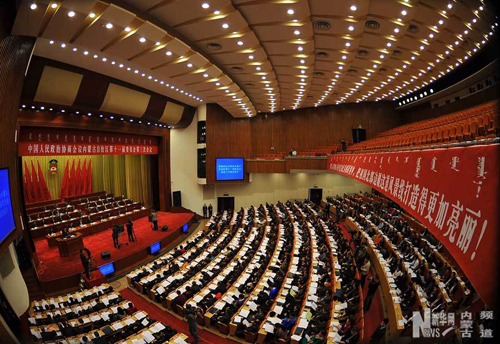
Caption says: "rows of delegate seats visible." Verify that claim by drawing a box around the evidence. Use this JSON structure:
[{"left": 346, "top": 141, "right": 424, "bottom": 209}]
[
  {"left": 28, "top": 283, "right": 187, "bottom": 344},
  {"left": 324, "top": 193, "right": 473, "bottom": 340},
  {"left": 346, "top": 101, "right": 499, "bottom": 152}
]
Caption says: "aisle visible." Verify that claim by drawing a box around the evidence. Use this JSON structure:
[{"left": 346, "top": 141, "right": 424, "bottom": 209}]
[
  {"left": 339, "top": 222, "right": 384, "bottom": 343},
  {"left": 120, "top": 288, "right": 238, "bottom": 344}
]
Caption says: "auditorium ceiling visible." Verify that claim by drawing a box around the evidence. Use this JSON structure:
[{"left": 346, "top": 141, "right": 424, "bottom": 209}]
[{"left": 13, "top": 0, "right": 497, "bottom": 118}]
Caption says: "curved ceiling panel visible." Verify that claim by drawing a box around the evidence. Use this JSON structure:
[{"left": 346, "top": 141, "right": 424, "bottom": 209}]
[{"left": 12, "top": 0, "right": 498, "bottom": 117}]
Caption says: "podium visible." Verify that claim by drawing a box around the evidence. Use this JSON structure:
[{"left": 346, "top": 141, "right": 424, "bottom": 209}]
[{"left": 56, "top": 232, "right": 84, "bottom": 257}]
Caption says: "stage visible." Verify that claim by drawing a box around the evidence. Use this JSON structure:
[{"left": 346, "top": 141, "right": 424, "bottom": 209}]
[{"left": 33, "top": 211, "right": 194, "bottom": 294}]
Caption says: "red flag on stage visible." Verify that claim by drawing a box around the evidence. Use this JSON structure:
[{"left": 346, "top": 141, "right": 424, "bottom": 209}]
[
  {"left": 81, "top": 159, "right": 87, "bottom": 196},
  {"left": 37, "top": 161, "right": 51, "bottom": 201},
  {"left": 30, "top": 161, "right": 41, "bottom": 202},
  {"left": 23, "top": 161, "right": 33, "bottom": 204},
  {"left": 60, "top": 160, "right": 69, "bottom": 199},
  {"left": 69, "top": 160, "right": 76, "bottom": 197},
  {"left": 87, "top": 159, "right": 92, "bottom": 194},
  {"left": 76, "top": 159, "right": 82, "bottom": 196}
]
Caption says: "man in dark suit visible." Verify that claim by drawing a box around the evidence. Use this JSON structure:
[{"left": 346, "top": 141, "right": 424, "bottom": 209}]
[
  {"left": 208, "top": 204, "right": 213, "bottom": 218},
  {"left": 112, "top": 224, "right": 120, "bottom": 248},
  {"left": 126, "top": 218, "right": 135, "bottom": 242},
  {"left": 80, "top": 247, "right": 92, "bottom": 279},
  {"left": 151, "top": 210, "right": 158, "bottom": 231}
]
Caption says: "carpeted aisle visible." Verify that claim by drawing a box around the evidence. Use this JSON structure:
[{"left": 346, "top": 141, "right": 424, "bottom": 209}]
[
  {"left": 120, "top": 288, "right": 238, "bottom": 344},
  {"left": 34, "top": 212, "right": 193, "bottom": 281}
]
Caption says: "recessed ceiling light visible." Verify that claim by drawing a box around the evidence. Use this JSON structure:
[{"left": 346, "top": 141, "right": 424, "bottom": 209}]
[
  {"left": 125, "top": 27, "right": 131, "bottom": 32},
  {"left": 237, "top": 41, "right": 244, "bottom": 45},
  {"left": 447, "top": 4, "right": 452, "bottom": 9},
  {"left": 348, "top": 25, "right": 354, "bottom": 31},
  {"left": 287, "top": 9, "right": 295, "bottom": 15},
  {"left": 155, "top": 41, "right": 161, "bottom": 46},
  {"left": 102, "top": 57, "right": 107, "bottom": 62},
  {"left": 214, "top": 10, "right": 220, "bottom": 15},
  {"left": 401, "top": 10, "right": 407, "bottom": 16},
  {"left": 345, "top": 42, "right": 351, "bottom": 47},
  {"left": 256, "top": 66, "right": 261, "bottom": 71},
  {"left": 68, "top": 11, "right": 75, "bottom": 17},
  {"left": 89, "top": 12, "right": 96, "bottom": 18},
  {"left": 49, "top": 40, "right": 54, "bottom": 44},
  {"left": 187, "top": 63, "right": 193, "bottom": 67},
  {"left": 394, "top": 28, "right": 400, "bottom": 33},
  {"left": 202, "top": 3, "right": 210, "bottom": 9},
  {"left": 297, "top": 46, "right": 303, "bottom": 51},
  {"left": 222, "top": 23, "right": 229, "bottom": 29},
  {"left": 93, "top": 54, "right": 98, "bottom": 58},
  {"left": 60, "top": 43, "right": 66, "bottom": 48},
  {"left": 139, "top": 37, "right": 146, "bottom": 43},
  {"left": 203, "top": 73, "right": 209, "bottom": 77},
  {"left": 249, "top": 55, "right": 254, "bottom": 59},
  {"left": 72, "top": 47, "right": 77, "bottom": 51},
  {"left": 165, "top": 51, "right": 172, "bottom": 56},
  {"left": 105, "top": 23, "right": 113, "bottom": 29},
  {"left": 294, "top": 30, "right": 300, "bottom": 35},
  {"left": 83, "top": 51, "right": 89, "bottom": 55},
  {"left": 350, "top": 5, "right": 357, "bottom": 11},
  {"left": 30, "top": 3, "right": 37, "bottom": 10},
  {"left": 51, "top": 3, "right": 57, "bottom": 9}
]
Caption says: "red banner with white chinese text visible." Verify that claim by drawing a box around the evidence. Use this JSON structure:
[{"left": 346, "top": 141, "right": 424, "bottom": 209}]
[
  {"left": 19, "top": 128, "right": 158, "bottom": 156},
  {"left": 327, "top": 144, "right": 500, "bottom": 308}
]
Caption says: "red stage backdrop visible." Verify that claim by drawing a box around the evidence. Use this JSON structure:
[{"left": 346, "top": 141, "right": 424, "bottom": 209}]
[
  {"left": 19, "top": 128, "right": 158, "bottom": 156},
  {"left": 327, "top": 144, "right": 499, "bottom": 308}
]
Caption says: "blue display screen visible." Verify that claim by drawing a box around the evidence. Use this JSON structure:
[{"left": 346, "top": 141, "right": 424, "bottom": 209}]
[
  {"left": 150, "top": 241, "right": 161, "bottom": 254},
  {"left": 0, "top": 169, "right": 16, "bottom": 244},
  {"left": 99, "top": 262, "right": 115, "bottom": 275},
  {"left": 216, "top": 158, "right": 244, "bottom": 181},
  {"left": 182, "top": 223, "right": 189, "bottom": 233}
]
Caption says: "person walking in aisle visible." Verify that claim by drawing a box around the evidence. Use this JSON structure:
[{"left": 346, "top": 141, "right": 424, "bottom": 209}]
[{"left": 185, "top": 305, "right": 201, "bottom": 343}]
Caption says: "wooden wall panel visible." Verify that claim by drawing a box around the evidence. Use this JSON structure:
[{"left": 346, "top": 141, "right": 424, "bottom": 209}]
[
  {"left": 0, "top": 26, "right": 36, "bottom": 255},
  {"left": 250, "top": 102, "right": 400, "bottom": 156},
  {"left": 206, "top": 101, "right": 400, "bottom": 183},
  {"left": 206, "top": 104, "right": 253, "bottom": 183},
  {"left": 245, "top": 160, "right": 286, "bottom": 173},
  {"left": 285, "top": 158, "right": 327, "bottom": 172}
]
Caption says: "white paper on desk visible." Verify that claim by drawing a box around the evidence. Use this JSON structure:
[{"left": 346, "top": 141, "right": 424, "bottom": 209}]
[
  {"left": 82, "top": 317, "right": 90, "bottom": 323},
  {"left": 136, "top": 312, "right": 147, "bottom": 320},
  {"left": 91, "top": 315, "right": 100, "bottom": 322},
  {"left": 154, "top": 322, "right": 166, "bottom": 332},
  {"left": 298, "top": 318, "right": 308, "bottom": 328},
  {"left": 142, "top": 319, "right": 149, "bottom": 326},
  {"left": 101, "top": 312, "right": 110, "bottom": 321},
  {"left": 240, "top": 309, "right": 250, "bottom": 317},
  {"left": 193, "top": 295, "right": 203, "bottom": 303},
  {"left": 112, "top": 322, "right": 123, "bottom": 330},
  {"left": 142, "top": 330, "right": 155, "bottom": 343},
  {"left": 124, "top": 318, "right": 135, "bottom": 325},
  {"left": 233, "top": 316, "right": 242, "bottom": 324},
  {"left": 102, "top": 297, "right": 109, "bottom": 306},
  {"left": 264, "top": 323, "right": 275, "bottom": 333},
  {"left": 214, "top": 302, "right": 225, "bottom": 310},
  {"left": 157, "top": 286, "right": 165, "bottom": 294},
  {"left": 174, "top": 337, "right": 188, "bottom": 344},
  {"left": 291, "top": 335, "right": 301, "bottom": 342},
  {"left": 246, "top": 302, "right": 256, "bottom": 312},
  {"left": 274, "top": 306, "right": 283, "bottom": 315}
]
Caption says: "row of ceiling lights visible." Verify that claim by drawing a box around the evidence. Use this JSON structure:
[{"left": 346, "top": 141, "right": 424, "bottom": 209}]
[
  {"left": 30, "top": 1, "right": 261, "bottom": 117},
  {"left": 20, "top": 105, "right": 174, "bottom": 128}
]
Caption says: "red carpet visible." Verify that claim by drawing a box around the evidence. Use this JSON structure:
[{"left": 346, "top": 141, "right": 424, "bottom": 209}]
[
  {"left": 120, "top": 288, "right": 238, "bottom": 344},
  {"left": 339, "top": 222, "right": 384, "bottom": 343},
  {"left": 34, "top": 212, "right": 193, "bottom": 281}
]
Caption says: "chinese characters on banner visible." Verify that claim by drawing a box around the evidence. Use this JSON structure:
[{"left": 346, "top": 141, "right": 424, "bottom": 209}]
[
  {"left": 327, "top": 144, "right": 499, "bottom": 308},
  {"left": 18, "top": 128, "right": 159, "bottom": 156}
]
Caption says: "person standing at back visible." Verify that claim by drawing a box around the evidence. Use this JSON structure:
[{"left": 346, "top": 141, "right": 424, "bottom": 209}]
[
  {"left": 208, "top": 204, "right": 213, "bottom": 218},
  {"left": 202, "top": 204, "right": 207, "bottom": 219},
  {"left": 151, "top": 210, "right": 158, "bottom": 230},
  {"left": 126, "top": 218, "right": 135, "bottom": 242}
]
